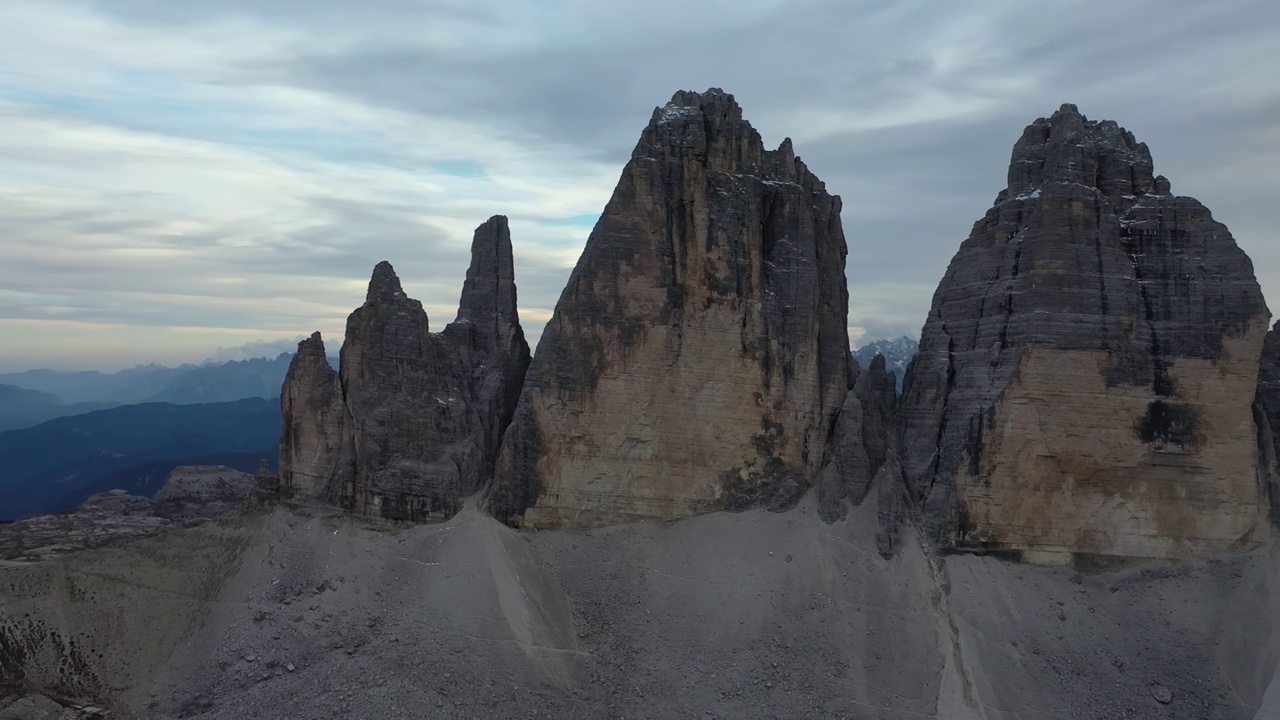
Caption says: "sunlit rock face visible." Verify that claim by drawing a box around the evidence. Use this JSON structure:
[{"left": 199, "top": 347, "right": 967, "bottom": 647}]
[
  {"left": 899, "top": 103, "right": 1272, "bottom": 561},
  {"left": 489, "top": 88, "right": 851, "bottom": 528},
  {"left": 279, "top": 216, "right": 530, "bottom": 521}
]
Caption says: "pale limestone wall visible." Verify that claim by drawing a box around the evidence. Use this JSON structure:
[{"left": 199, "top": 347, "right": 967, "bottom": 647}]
[
  {"left": 956, "top": 320, "right": 1271, "bottom": 560},
  {"left": 521, "top": 318, "right": 828, "bottom": 527}
]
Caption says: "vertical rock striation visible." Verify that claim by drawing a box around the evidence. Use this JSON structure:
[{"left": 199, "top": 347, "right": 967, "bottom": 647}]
[
  {"left": 278, "top": 216, "right": 530, "bottom": 521},
  {"left": 1254, "top": 322, "right": 1280, "bottom": 528},
  {"left": 279, "top": 332, "right": 351, "bottom": 503},
  {"left": 489, "top": 88, "right": 850, "bottom": 528},
  {"left": 899, "top": 104, "right": 1271, "bottom": 560}
]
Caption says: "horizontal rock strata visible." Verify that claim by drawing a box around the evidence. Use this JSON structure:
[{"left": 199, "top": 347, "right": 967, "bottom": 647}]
[{"left": 899, "top": 103, "right": 1272, "bottom": 560}]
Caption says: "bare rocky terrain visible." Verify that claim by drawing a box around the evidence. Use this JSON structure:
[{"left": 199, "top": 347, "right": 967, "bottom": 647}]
[{"left": 2, "top": 496, "right": 1277, "bottom": 719}]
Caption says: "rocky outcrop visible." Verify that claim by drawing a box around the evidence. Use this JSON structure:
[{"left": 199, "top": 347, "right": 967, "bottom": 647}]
[
  {"left": 0, "top": 693, "right": 106, "bottom": 719},
  {"left": 489, "top": 89, "right": 850, "bottom": 528},
  {"left": 817, "top": 354, "right": 905, "bottom": 557},
  {"left": 852, "top": 336, "right": 917, "bottom": 392},
  {"left": 1254, "top": 322, "right": 1280, "bottom": 527},
  {"left": 77, "top": 489, "right": 155, "bottom": 518},
  {"left": 278, "top": 216, "right": 530, "bottom": 522},
  {"left": 250, "top": 458, "right": 280, "bottom": 508},
  {"left": 0, "top": 466, "right": 253, "bottom": 562},
  {"left": 899, "top": 104, "right": 1272, "bottom": 561},
  {"left": 151, "top": 466, "right": 255, "bottom": 521},
  {"left": 817, "top": 355, "right": 898, "bottom": 522}
]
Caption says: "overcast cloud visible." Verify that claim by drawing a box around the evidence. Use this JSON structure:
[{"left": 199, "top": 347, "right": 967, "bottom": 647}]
[{"left": 1, "top": 0, "right": 1277, "bottom": 370}]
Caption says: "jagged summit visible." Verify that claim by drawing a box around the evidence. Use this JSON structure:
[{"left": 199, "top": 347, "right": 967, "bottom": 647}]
[
  {"left": 635, "top": 89, "right": 823, "bottom": 189},
  {"left": 279, "top": 217, "right": 530, "bottom": 521},
  {"left": 365, "top": 260, "right": 408, "bottom": 303},
  {"left": 661, "top": 87, "right": 741, "bottom": 120},
  {"left": 297, "top": 331, "right": 326, "bottom": 356},
  {"left": 455, "top": 215, "right": 524, "bottom": 352},
  {"left": 1001, "top": 103, "right": 1162, "bottom": 201}
]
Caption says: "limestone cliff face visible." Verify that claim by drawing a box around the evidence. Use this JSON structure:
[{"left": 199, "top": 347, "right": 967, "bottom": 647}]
[
  {"left": 899, "top": 104, "right": 1271, "bottom": 560},
  {"left": 1253, "top": 322, "right": 1280, "bottom": 527},
  {"left": 489, "top": 89, "right": 850, "bottom": 528},
  {"left": 278, "top": 216, "right": 530, "bottom": 521}
]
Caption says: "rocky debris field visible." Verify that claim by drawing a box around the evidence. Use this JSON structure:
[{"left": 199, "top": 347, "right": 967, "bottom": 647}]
[
  {"left": 0, "top": 466, "right": 253, "bottom": 563},
  {"left": 3, "top": 497, "right": 1270, "bottom": 719}
]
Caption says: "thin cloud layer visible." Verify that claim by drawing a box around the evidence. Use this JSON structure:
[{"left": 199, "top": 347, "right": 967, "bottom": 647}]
[{"left": 2, "top": 0, "right": 1278, "bottom": 370}]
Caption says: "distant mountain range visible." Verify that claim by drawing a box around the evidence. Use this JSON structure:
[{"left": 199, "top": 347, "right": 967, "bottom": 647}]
[
  {"left": 0, "top": 384, "right": 116, "bottom": 433},
  {"left": 0, "top": 354, "right": 299, "bottom": 431},
  {"left": 852, "top": 336, "right": 919, "bottom": 392},
  {"left": 0, "top": 398, "right": 280, "bottom": 521}
]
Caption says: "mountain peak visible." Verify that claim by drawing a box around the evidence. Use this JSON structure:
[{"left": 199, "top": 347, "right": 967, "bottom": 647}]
[
  {"left": 366, "top": 261, "right": 406, "bottom": 303},
  {"left": 1006, "top": 104, "right": 1154, "bottom": 199},
  {"left": 455, "top": 215, "right": 521, "bottom": 342},
  {"left": 296, "top": 332, "right": 327, "bottom": 357}
]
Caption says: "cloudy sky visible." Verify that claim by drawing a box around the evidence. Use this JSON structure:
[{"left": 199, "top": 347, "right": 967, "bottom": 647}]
[{"left": 1, "top": 0, "right": 1278, "bottom": 371}]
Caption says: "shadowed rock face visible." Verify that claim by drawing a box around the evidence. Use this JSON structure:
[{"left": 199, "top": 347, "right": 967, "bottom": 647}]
[
  {"left": 278, "top": 216, "right": 530, "bottom": 521},
  {"left": 817, "top": 355, "right": 898, "bottom": 521},
  {"left": 816, "top": 354, "right": 906, "bottom": 558},
  {"left": 1253, "top": 322, "right": 1280, "bottom": 528},
  {"left": 899, "top": 104, "right": 1271, "bottom": 560},
  {"left": 489, "top": 88, "right": 850, "bottom": 528}
]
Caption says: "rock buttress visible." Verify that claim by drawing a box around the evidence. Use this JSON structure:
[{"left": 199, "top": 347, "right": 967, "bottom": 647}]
[
  {"left": 279, "top": 217, "right": 530, "bottom": 521},
  {"left": 489, "top": 88, "right": 850, "bottom": 528},
  {"left": 899, "top": 104, "right": 1271, "bottom": 560}
]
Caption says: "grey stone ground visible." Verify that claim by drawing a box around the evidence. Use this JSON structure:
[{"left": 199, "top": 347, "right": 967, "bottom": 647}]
[{"left": 3, "top": 496, "right": 1278, "bottom": 719}]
